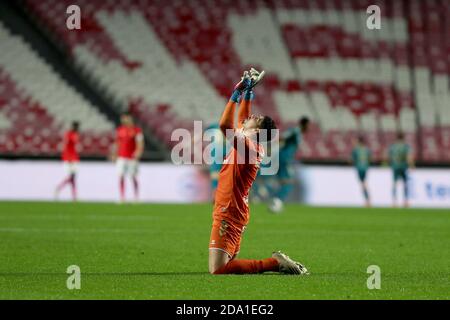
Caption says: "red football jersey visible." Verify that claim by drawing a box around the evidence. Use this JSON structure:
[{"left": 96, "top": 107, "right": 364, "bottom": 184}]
[
  {"left": 116, "top": 125, "right": 143, "bottom": 159},
  {"left": 62, "top": 130, "right": 79, "bottom": 162}
]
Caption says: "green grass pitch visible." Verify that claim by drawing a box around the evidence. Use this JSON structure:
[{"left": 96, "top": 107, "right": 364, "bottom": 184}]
[{"left": 0, "top": 201, "right": 448, "bottom": 299}]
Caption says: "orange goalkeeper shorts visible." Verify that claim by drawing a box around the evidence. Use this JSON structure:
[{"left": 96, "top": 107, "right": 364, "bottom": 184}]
[{"left": 209, "top": 218, "right": 246, "bottom": 259}]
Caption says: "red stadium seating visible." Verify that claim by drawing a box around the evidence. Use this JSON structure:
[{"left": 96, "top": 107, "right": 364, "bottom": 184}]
[
  {"left": 9, "top": 0, "right": 450, "bottom": 163},
  {"left": 0, "top": 68, "right": 113, "bottom": 156},
  {"left": 0, "top": 17, "right": 115, "bottom": 157}
]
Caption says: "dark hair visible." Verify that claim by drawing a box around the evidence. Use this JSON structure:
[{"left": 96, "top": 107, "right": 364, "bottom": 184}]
[
  {"left": 357, "top": 135, "right": 365, "bottom": 144},
  {"left": 71, "top": 121, "right": 80, "bottom": 131},
  {"left": 121, "top": 113, "right": 133, "bottom": 124},
  {"left": 258, "top": 116, "right": 277, "bottom": 142},
  {"left": 397, "top": 131, "right": 404, "bottom": 140},
  {"left": 299, "top": 116, "right": 310, "bottom": 128}
]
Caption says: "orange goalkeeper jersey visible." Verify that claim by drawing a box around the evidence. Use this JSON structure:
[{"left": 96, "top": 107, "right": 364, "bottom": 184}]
[{"left": 213, "top": 128, "right": 264, "bottom": 226}]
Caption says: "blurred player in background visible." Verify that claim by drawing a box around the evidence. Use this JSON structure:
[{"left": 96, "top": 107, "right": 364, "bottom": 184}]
[
  {"left": 209, "top": 68, "right": 308, "bottom": 275},
  {"left": 250, "top": 150, "right": 273, "bottom": 204},
  {"left": 204, "top": 122, "right": 226, "bottom": 201},
  {"left": 267, "top": 117, "right": 310, "bottom": 213},
  {"left": 351, "top": 135, "right": 371, "bottom": 207},
  {"left": 55, "top": 121, "right": 80, "bottom": 201},
  {"left": 388, "top": 132, "right": 414, "bottom": 208},
  {"left": 111, "top": 113, "right": 144, "bottom": 203}
]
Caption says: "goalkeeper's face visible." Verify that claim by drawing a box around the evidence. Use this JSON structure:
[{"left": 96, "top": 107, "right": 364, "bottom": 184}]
[{"left": 243, "top": 114, "right": 264, "bottom": 132}]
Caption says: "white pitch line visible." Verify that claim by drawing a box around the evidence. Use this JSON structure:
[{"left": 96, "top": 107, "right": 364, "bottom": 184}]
[
  {"left": 0, "top": 214, "right": 160, "bottom": 221},
  {"left": 0, "top": 227, "right": 164, "bottom": 234}
]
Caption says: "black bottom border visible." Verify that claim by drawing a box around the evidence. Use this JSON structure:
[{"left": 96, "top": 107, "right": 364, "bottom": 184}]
[{"left": 1, "top": 300, "right": 446, "bottom": 318}]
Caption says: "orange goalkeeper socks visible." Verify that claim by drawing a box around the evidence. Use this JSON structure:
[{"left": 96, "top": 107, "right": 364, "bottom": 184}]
[{"left": 213, "top": 258, "right": 279, "bottom": 274}]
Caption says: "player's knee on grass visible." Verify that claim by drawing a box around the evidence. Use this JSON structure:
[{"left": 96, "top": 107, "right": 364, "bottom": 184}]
[
  {"left": 209, "top": 258, "right": 227, "bottom": 275},
  {"left": 209, "top": 249, "right": 230, "bottom": 274}
]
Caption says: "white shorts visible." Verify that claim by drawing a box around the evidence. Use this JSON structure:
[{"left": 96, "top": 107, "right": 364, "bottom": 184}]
[
  {"left": 116, "top": 157, "right": 139, "bottom": 177},
  {"left": 63, "top": 161, "right": 78, "bottom": 175}
]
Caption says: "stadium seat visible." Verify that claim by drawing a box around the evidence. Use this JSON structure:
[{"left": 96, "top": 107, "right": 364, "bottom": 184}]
[
  {"left": 0, "top": 22, "right": 114, "bottom": 156},
  {"left": 15, "top": 0, "right": 450, "bottom": 163}
]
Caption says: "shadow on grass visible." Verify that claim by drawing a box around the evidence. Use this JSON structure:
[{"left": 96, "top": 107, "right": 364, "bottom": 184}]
[
  {"left": 0, "top": 271, "right": 359, "bottom": 277},
  {"left": 0, "top": 272, "right": 208, "bottom": 276},
  {"left": 0, "top": 272, "right": 310, "bottom": 277}
]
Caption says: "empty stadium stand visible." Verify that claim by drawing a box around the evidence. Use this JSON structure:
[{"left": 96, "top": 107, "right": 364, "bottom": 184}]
[
  {"left": 0, "top": 20, "right": 115, "bottom": 156},
  {"left": 2, "top": 0, "right": 449, "bottom": 163}
]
